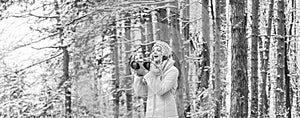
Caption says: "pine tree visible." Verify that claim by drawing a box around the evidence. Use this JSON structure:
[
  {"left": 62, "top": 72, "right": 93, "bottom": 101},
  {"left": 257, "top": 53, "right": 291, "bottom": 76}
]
[
  {"left": 111, "top": 19, "right": 120, "bottom": 118},
  {"left": 182, "top": 0, "right": 192, "bottom": 116},
  {"left": 285, "top": 0, "right": 294, "bottom": 117},
  {"left": 250, "top": 0, "right": 259, "bottom": 117},
  {"left": 62, "top": 47, "right": 71, "bottom": 118},
  {"left": 201, "top": 0, "right": 210, "bottom": 91},
  {"left": 213, "top": 0, "right": 222, "bottom": 117},
  {"left": 275, "top": 0, "right": 286, "bottom": 117},
  {"left": 53, "top": 0, "right": 71, "bottom": 117},
  {"left": 125, "top": 16, "right": 133, "bottom": 118},
  {"left": 294, "top": 0, "right": 300, "bottom": 116},
  {"left": 174, "top": 1, "right": 185, "bottom": 117},
  {"left": 229, "top": 0, "right": 248, "bottom": 117}
]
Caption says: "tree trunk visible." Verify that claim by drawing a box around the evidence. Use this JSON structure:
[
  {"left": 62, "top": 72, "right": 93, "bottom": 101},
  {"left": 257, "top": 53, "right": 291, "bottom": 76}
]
[
  {"left": 94, "top": 71, "right": 99, "bottom": 115},
  {"left": 296, "top": 0, "right": 300, "bottom": 116},
  {"left": 124, "top": 16, "right": 133, "bottom": 118},
  {"left": 112, "top": 20, "right": 120, "bottom": 118},
  {"left": 183, "top": 0, "right": 191, "bottom": 114},
  {"left": 285, "top": 0, "right": 294, "bottom": 117},
  {"left": 290, "top": 1, "right": 298, "bottom": 117},
  {"left": 62, "top": 47, "right": 71, "bottom": 118},
  {"left": 158, "top": 8, "right": 169, "bottom": 43},
  {"left": 229, "top": 0, "right": 248, "bottom": 117},
  {"left": 53, "top": 0, "right": 71, "bottom": 117},
  {"left": 275, "top": 0, "right": 286, "bottom": 117},
  {"left": 200, "top": 0, "right": 210, "bottom": 90},
  {"left": 145, "top": 11, "right": 153, "bottom": 42},
  {"left": 259, "top": 0, "right": 274, "bottom": 117},
  {"left": 152, "top": 10, "right": 158, "bottom": 41},
  {"left": 250, "top": 0, "right": 259, "bottom": 117},
  {"left": 284, "top": 36, "right": 291, "bottom": 118},
  {"left": 174, "top": 0, "right": 185, "bottom": 117},
  {"left": 213, "top": 0, "right": 222, "bottom": 117}
]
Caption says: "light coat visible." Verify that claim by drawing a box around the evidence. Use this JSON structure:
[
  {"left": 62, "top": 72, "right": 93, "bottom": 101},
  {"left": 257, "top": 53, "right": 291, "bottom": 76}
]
[{"left": 133, "top": 60, "right": 179, "bottom": 118}]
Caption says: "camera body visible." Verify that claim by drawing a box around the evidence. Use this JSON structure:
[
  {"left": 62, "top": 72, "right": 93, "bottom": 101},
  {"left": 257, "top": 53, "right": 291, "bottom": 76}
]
[
  {"left": 129, "top": 43, "right": 172, "bottom": 71},
  {"left": 129, "top": 44, "right": 153, "bottom": 71},
  {"left": 129, "top": 52, "right": 151, "bottom": 71}
]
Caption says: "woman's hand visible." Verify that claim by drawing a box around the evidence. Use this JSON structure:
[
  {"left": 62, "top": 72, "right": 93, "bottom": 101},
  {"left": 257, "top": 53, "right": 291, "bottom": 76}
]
[{"left": 135, "top": 62, "right": 149, "bottom": 76}]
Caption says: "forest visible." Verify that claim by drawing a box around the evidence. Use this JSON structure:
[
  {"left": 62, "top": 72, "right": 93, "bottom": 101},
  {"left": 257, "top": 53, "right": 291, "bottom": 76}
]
[{"left": 0, "top": 0, "right": 300, "bottom": 118}]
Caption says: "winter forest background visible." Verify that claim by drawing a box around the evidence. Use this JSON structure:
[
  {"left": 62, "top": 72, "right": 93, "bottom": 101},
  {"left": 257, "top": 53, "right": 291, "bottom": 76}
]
[{"left": 0, "top": 0, "right": 300, "bottom": 118}]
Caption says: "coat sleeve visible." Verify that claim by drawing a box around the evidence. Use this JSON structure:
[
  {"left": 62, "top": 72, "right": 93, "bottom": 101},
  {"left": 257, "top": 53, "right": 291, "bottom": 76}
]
[
  {"left": 133, "top": 75, "right": 148, "bottom": 97},
  {"left": 156, "top": 67, "right": 179, "bottom": 96}
]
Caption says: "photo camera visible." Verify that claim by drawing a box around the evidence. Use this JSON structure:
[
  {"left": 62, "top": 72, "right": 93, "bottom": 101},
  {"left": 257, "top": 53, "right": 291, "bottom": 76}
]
[
  {"left": 129, "top": 55, "right": 151, "bottom": 70},
  {"left": 129, "top": 43, "right": 154, "bottom": 71}
]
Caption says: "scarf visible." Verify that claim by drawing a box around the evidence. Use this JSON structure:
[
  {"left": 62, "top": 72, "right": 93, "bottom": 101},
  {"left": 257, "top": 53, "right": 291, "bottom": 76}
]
[{"left": 150, "top": 59, "right": 175, "bottom": 77}]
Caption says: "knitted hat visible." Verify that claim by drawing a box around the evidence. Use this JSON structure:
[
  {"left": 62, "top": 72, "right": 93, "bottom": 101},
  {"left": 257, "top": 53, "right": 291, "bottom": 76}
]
[{"left": 152, "top": 41, "right": 172, "bottom": 57}]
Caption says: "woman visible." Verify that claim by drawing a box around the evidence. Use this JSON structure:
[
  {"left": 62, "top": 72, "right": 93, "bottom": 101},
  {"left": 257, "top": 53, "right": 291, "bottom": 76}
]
[{"left": 133, "top": 41, "right": 179, "bottom": 118}]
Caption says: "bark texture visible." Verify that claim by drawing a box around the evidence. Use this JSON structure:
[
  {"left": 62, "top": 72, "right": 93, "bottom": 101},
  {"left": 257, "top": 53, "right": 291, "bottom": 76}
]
[
  {"left": 259, "top": 0, "right": 274, "bottom": 117},
  {"left": 275, "top": 0, "right": 286, "bottom": 117},
  {"left": 229, "top": 0, "right": 248, "bottom": 117},
  {"left": 250, "top": 0, "right": 259, "bottom": 117}
]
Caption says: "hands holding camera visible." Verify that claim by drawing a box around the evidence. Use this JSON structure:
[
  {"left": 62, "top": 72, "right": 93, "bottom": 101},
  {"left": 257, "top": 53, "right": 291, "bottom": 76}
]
[
  {"left": 129, "top": 53, "right": 152, "bottom": 77},
  {"left": 135, "top": 62, "right": 149, "bottom": 77}
]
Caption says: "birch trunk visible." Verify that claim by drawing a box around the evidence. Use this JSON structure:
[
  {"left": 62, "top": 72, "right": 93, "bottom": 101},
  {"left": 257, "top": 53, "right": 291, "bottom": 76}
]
[
  {"left": 259, "top": 0, "right": 274, "bottom": 117},
  {"left": 225, "top": 0, "right": 232, "bottom": 116},
  {"left": 124, "top": 16, "right": 133, "bottom": 118}
]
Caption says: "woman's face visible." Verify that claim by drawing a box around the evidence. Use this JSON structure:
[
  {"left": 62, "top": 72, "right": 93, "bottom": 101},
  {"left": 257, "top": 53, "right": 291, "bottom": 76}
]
[{"left": 151, "top": 46, "right": 163, "bottom": 63}]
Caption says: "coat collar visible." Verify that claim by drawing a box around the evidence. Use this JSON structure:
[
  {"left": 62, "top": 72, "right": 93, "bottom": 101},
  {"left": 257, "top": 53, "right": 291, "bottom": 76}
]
[{"left": 150, "top": 58, "right": 175, "bottom": 76}]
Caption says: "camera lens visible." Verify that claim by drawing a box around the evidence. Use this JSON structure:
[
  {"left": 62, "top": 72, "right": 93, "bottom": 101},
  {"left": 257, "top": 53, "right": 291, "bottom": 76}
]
[
  {"left": 143, "top": 62, "right": 150, "bottom": 70},
  {"left": 130, "top": 61, "right": 140, "bottom": 70}
]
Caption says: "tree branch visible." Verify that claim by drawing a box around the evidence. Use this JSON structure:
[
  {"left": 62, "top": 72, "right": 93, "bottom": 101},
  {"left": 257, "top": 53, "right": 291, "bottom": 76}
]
[
  {"left": 10, "top": 33, "right": 59, "bottom": 51},
  {"left": 64, "top": 11, "right": 97, "bottom": 26},
  {"left": 28, "top": 13, "right": 59, "bottom": 19},
  {"left": 15, "top": 52, "right": 63, "bottom": 74},
  {"left": 31, "top": 41, "right": 74, "bottom": 50}
]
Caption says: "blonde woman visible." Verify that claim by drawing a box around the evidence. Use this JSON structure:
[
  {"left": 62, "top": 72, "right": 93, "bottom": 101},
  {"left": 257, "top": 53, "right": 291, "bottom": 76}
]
[{"left": 133, "top": 41, "right": 179, "bottom": 118}]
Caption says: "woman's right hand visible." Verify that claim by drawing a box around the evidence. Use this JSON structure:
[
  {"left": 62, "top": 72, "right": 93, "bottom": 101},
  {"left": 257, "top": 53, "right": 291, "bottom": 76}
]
[{"left": 135, "top": 62, "right": 148, "bottom": 76}]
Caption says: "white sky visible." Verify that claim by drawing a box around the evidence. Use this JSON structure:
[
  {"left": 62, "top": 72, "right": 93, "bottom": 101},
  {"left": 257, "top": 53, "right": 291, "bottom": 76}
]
[{"left": 0, "top": 2, "right": 58, "bottom": 94}]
